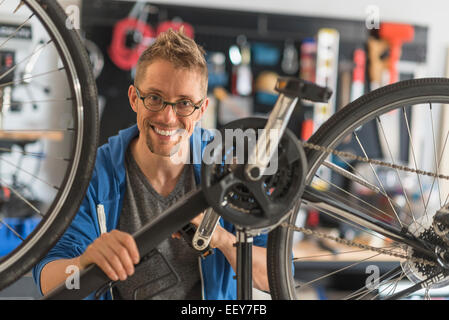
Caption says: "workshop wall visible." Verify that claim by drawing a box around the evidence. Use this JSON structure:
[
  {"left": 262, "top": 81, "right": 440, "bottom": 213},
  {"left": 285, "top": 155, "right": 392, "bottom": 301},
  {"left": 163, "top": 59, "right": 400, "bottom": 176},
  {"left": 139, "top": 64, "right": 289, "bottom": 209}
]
[
  {"left": 145, "top": 0, "right": 449, "bottom": 79},
  {"left": 80, "top": 0, "right": 429, "bottom": 154}
]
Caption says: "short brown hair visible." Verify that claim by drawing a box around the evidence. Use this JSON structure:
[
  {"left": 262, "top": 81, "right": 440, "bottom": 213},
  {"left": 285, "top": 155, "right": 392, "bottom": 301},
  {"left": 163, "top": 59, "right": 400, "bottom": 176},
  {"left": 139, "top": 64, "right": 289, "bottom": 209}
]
[{"left": 134, "top": 28, "right": 208, "bottom": 93}]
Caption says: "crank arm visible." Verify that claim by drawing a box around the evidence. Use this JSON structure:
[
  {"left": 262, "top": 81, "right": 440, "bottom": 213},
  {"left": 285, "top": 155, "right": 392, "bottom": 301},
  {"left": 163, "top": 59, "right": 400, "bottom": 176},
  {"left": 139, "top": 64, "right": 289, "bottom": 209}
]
[{"left": 192, "top": 207, "right": 220, "bottom": 252}]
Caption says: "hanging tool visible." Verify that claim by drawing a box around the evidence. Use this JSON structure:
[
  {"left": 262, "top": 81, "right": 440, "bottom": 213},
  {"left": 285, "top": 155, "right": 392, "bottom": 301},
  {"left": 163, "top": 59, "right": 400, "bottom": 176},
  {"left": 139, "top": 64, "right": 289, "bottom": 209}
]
[
  {"left": 108, "top": 1, "right": 155, "bottom": 71},
  {"left": 281, "top": 39, "right": 299, "bottom": 75},
  {"left": 379, "top": 22, "right": 415, "bottom": 84},
  {"left": 367, "top": 36, "right": 389, "bottom": 91},
  {"left": 350, "top": 48, "right": 366, "bottom": 102},
  {"left": 236, "top": 35, "right": 252, "bottom": 96},
  {"left": 229, "top": 42, "right": 241, "bottom": 96},
  {"left": 313, "top": 29, "right": 339, "bottom": 132},
  {"left": 299, "top": 38, "right": 316, "bottom": 141},
  {"left": 313, "top": 28, "right": 339, "bottom": 190},
  {"left": 368, "top": 31, "right": 404, "bottom": 161}
]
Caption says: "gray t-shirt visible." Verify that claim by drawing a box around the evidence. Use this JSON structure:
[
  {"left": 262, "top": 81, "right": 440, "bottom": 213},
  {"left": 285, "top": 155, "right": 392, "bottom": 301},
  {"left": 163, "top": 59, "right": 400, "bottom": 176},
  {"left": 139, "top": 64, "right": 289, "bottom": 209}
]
[{"left": 114, "top": 147, "right": 202, "bottom": 300}]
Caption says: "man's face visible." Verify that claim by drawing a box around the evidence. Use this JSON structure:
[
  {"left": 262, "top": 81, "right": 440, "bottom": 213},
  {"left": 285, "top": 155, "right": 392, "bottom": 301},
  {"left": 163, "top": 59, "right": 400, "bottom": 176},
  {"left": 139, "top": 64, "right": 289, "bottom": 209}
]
[{"left": 129, "top": 59, "right": 208, "bottom": 158}]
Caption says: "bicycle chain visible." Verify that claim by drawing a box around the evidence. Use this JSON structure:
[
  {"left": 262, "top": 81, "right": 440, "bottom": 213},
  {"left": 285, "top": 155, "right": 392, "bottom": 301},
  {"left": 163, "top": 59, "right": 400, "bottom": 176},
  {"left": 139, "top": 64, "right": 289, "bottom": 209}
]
[
  {"left": 280, "top": 222, "right": 437, "bottom": 266},
  {"left": 221, "top": 139, "right": 447, "bottom": 265},
  {"left": 302, "top": 141, "right": 449, "bottom": 181},
  {"left": 285, "top": 140, "right": 449, "bottom": 266}
]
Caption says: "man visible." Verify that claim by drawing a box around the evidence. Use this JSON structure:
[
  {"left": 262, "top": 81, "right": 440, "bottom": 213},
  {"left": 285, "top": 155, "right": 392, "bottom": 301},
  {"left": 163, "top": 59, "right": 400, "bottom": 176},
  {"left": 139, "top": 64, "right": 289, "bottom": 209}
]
[{"left": 33, "top": 29, "right": 269, "bottom": 300}]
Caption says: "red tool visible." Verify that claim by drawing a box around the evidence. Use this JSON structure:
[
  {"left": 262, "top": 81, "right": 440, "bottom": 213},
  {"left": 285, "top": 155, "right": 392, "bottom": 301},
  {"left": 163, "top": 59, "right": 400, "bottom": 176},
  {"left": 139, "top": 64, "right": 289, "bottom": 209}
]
[
  {"left": 379, "top": 23, "right": 414, "bottom": 84},
  {"left": 109, "top": 18, "right": 155, "bottom": 70},
  {"left": 350, "top": 48, "right": 366, "bottom": 101}
]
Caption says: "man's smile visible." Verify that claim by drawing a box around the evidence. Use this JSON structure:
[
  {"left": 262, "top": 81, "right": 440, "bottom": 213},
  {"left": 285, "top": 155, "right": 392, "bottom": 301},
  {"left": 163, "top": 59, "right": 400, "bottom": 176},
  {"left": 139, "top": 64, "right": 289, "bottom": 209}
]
[{"left": 148, "top": 123, "right": 185, "bottom": 141}]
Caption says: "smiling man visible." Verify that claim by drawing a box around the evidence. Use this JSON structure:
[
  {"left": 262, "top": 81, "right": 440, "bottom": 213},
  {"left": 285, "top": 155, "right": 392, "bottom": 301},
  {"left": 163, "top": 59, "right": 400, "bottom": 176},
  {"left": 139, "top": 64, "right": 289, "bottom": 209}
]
[{"left": 32, "top": 29, "right": 269, "bottom": 300}]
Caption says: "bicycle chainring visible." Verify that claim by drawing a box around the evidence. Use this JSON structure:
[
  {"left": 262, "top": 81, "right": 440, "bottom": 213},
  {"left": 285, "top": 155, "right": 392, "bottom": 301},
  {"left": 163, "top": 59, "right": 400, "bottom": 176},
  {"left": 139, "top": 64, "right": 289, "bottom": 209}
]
[{"left": 201, "top": 117, "right": 307, "bottom": 229}]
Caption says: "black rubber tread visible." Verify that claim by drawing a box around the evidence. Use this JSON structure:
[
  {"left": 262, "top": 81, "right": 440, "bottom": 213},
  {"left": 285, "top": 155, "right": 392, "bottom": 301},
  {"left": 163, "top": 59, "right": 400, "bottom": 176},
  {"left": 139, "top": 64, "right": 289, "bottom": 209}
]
[
  {"left": 0, "top": 0, "right": 98, "bottom": 290},
  {"left": 267, "top": 77, "right": 449, "bottom": 299}
]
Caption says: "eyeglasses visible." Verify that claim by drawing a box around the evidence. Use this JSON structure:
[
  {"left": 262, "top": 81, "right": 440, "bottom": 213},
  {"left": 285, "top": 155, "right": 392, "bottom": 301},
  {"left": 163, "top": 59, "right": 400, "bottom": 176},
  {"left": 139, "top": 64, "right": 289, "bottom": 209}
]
[{"left": 134, "top": 86, "right": 204, "bottom": 117}]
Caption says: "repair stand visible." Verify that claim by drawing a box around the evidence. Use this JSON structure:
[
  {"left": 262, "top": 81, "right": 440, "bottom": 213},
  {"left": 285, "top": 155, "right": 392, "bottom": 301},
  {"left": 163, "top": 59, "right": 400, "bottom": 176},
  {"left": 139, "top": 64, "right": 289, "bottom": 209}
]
[{"left": 236, "top": 229, "right": 253, "bottom": 300}]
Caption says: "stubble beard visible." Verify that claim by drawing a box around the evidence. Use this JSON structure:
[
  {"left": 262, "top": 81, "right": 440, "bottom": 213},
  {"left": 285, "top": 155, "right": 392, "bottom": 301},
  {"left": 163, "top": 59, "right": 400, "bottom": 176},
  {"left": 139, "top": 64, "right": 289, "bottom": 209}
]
[{"left": 144, "top": 122, "right": 183, "bottom": 157}]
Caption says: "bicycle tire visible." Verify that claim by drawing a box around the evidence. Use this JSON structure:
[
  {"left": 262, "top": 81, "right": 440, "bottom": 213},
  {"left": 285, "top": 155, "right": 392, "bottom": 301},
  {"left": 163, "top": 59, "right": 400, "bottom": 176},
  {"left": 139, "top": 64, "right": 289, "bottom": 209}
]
[
  {"left": 267, "top": 78, "right": 449, "bottom": 299},
  {"left": 0, "top": 0, "right": 98, "bottom": 290}
]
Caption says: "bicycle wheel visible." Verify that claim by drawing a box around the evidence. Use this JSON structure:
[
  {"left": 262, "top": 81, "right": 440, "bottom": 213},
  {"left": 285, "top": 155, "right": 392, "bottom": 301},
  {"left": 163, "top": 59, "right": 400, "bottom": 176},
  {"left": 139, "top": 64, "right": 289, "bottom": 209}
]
[
  {"left": 0, "top": 0, "right": 98, "bottom": 290},
  {"left": 268, "top": 78, "right": 449, "bottom": 300}
]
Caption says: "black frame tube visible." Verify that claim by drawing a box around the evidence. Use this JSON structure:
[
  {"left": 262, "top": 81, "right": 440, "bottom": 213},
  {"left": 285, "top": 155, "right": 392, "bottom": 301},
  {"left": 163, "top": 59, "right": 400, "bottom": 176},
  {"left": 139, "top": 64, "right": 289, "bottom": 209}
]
[
  {"left": 236, "top": 230, "right": 253, "bottom": 300},
  {"left": 43, "top": 189, "right": 209, "bottom": 300},
  {"left": 302, "top": 185, "right": 437, "bottom": 260}
]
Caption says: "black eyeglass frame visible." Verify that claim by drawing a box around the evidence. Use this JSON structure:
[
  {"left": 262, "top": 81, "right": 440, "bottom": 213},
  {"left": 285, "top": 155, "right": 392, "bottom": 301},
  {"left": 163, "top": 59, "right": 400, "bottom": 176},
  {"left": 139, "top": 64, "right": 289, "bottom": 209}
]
[{"left": 134, "top": 85, "right": 205, "bottom": 117}]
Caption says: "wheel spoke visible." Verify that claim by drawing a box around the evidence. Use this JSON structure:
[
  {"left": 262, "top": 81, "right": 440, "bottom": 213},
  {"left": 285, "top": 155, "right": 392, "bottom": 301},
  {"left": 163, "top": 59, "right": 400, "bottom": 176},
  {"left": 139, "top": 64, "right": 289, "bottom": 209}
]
[
  {"left": 0, "top": 219, "right": 25, "bottom": 241},
  {"left": 0, "top": 177, "right": 42, "bottom": 216},
  {"left": 0, "top": 155, "right": 60, "bottom": 191},
  {"left": 428, "top": 103, "right": 443, "bottom": 207},
  {"left": 353, "top": 131, "right": 404, "bottom": 228},
  {"left": 343, "top": 266, "right": 403, "bottom": 300},
  {"left": 313, "top": 174, "right": 396, "bottom": 224},
  {"left": 293, "top": 248, "right": 377, "bottom": 261},
  {"left": 295, "top": 252, "right": 386, "bottom": 291},
  {"left": 0, "top": 14, "right": 34, "bottom": 50},
  {"left": 0, "top": 39, "right": 53, "bottom": 82},
  {"left": 373, "top": 270, "right": 408, "bottom": 299},
  {"left": 377, "top": 116, "right": 418, "bottom": 226},
  {"left": 402, "top": 107, "right": 429, "bottom": 220},
  {"left": 0, "top": 67, "right": 65, "bottom": 89},
  {"left": 437, "top": 129, "right": 449, "bottom": 207},
  {"left": 304, "top": 198, "right": 403, "bottom": 249}
]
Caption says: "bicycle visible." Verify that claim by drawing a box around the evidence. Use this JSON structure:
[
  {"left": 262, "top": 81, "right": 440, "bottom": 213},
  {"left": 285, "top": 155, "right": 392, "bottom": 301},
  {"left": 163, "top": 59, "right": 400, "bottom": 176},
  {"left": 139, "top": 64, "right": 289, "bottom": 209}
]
[{"left": 2, "top": 0, "right": 449, "bottom": 301}]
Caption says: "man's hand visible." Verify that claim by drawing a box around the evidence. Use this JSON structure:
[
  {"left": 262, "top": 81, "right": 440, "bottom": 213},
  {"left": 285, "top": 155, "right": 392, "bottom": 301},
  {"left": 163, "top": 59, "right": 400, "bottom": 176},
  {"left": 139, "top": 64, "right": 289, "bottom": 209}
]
[
  {"left": 79, "top": 230, "right": 140, "bottom": 281},
  {"left": 171, "top": 212, "right": 223, "bottom": 248}
]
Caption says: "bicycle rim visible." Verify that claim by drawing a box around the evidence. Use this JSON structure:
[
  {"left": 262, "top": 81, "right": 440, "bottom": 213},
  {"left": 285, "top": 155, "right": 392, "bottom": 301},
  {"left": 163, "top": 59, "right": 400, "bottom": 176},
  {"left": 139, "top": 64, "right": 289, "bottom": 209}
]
[
  {"left": 0, "top": 0, "right": 98, "bottom": 290},
  {"left": 268, "top": 78, "right": 449, "bottom": 300}
]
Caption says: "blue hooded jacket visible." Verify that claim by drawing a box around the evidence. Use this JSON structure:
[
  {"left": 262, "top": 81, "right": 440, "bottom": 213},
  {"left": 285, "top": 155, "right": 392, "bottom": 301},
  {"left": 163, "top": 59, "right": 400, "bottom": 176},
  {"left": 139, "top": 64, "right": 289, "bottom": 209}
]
[{"left": 32, "top": 124, "right": 268, "bottom": 300}]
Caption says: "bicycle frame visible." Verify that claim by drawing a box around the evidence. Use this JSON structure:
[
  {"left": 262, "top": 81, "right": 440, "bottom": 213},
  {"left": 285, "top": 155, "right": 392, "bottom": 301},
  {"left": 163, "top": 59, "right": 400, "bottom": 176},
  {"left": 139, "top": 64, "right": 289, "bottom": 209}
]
[{"left": 42, "top": 78, "right": 437, "bottom": 300}]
